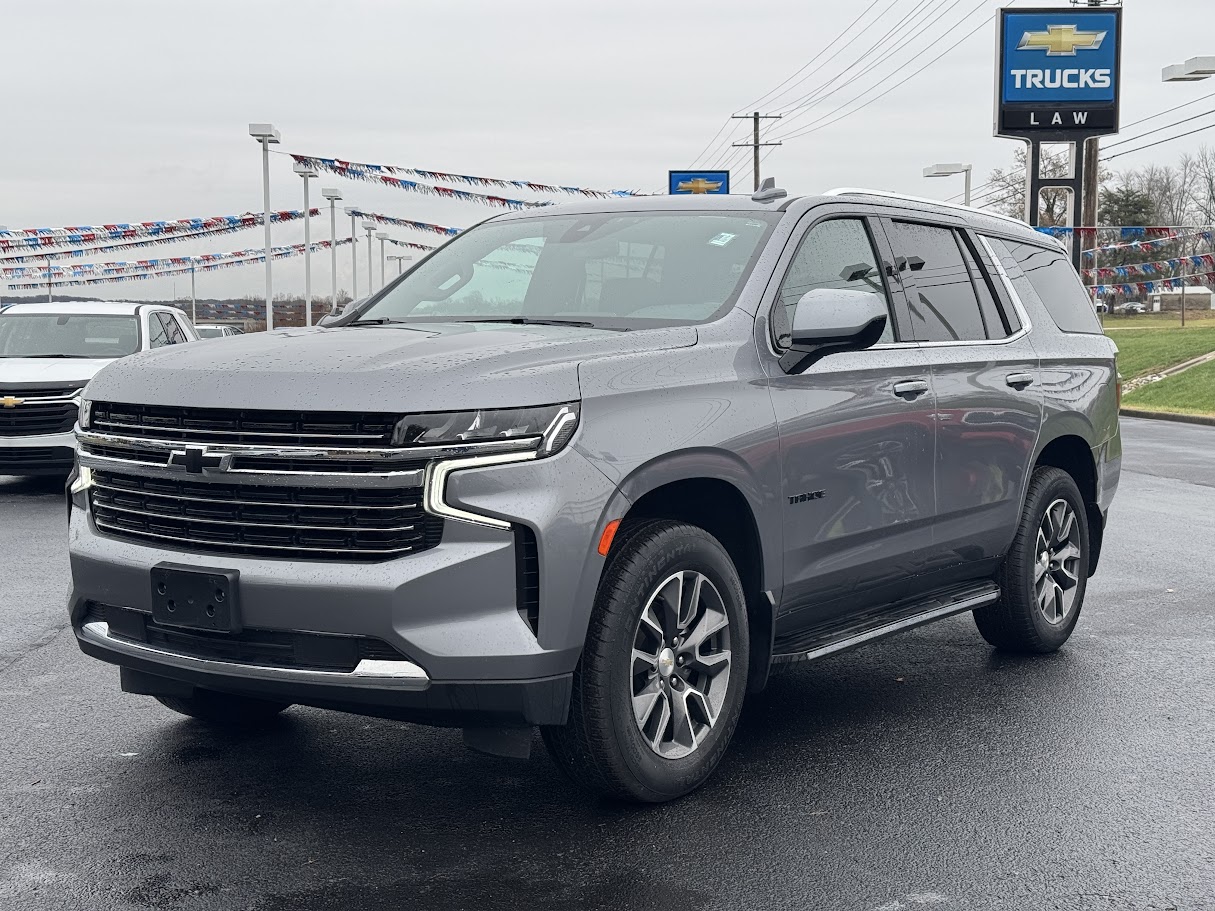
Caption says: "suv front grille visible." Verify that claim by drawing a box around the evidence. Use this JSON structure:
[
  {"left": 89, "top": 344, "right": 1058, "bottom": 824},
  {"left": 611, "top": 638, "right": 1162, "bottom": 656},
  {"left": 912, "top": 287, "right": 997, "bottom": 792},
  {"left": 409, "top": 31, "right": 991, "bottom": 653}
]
[
  {"left": 89, "top": 469, "right": 443, "bottom": 561},
  {"left": 0, "top": 387, "right": 78, "bottom": 437},
  {"left": 90, "top": 401, "right": 401, "bottom": 447}
]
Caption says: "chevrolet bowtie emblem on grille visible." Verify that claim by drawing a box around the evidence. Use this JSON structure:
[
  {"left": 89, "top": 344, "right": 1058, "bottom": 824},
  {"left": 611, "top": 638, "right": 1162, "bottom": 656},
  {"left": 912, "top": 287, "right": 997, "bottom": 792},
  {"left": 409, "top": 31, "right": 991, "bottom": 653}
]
[
  {"left": 1018, "top": 25, "right": 1107, "bottom": 56},
  {"left": 168, "top": 445, "right": 231, "bottom": 474},
  {"left": 675, "top": 177, "right": 724, "bottom": 194},
  {"left": 0, "top": 395, "right": 25, "bottom": 408}
]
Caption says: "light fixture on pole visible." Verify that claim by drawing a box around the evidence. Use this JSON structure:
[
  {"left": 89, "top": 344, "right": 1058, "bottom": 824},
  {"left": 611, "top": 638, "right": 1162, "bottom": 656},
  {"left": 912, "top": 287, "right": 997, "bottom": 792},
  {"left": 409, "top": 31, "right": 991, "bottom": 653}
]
[
  {"left": 322, "top": 188, "right": 342, "bottom": 313},
  {"left": 375, "top": 232, "right": 389, "bottom": 289},
  {"left": 1160, "top": 59, "right": 1213, "bottom": 327},
  {"left": 248, "top": 123, "right": 280, "bottom": 330},
  {"left": 362, "top": 221, "right": 376, "bottom": 294},
  {"left": 293, "top": 160, "right": 318, "bottom": 327},
  {"left": 1162, "top": 56, "right": 1215, "bottom": 82},
  {"left": 923, "top": 163, "right": 973, "bottom": 206},
  {"left": 387, "top": 254, "right": 413, "bottom": 275},
  {"left": 343, "top": 206, "right": 359, "bottom": 300}
]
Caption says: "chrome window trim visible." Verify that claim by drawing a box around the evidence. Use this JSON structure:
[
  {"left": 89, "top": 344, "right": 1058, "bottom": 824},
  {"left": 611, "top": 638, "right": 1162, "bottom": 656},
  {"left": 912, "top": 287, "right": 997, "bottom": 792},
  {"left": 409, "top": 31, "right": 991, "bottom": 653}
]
[
  {"left": 80, "top": 621, "right": 430, "bottom": 689},
  {"left": 424, "top": 450, "right": 538, "bottom": 529}
]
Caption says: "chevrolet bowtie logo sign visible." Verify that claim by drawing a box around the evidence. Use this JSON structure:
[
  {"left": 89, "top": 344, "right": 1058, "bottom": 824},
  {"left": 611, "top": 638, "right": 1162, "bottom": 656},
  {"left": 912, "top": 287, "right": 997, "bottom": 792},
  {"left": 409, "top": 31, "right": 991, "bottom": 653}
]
[
  {"left": 1018, "top": 25, "right": 1106, "bottom": 56},
  {"left": 0, "top": 396, "right": 25, "bottom": 408},
  {"left": 675, "top": 177, "right": 724, "bottom": 194}
]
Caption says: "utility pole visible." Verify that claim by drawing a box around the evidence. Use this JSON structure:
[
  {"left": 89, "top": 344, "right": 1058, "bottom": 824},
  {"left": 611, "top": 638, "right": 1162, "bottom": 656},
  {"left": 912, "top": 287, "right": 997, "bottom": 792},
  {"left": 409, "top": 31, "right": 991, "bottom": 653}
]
[{"left": 731, "top": 111, "right": 782, "bottom": 191}]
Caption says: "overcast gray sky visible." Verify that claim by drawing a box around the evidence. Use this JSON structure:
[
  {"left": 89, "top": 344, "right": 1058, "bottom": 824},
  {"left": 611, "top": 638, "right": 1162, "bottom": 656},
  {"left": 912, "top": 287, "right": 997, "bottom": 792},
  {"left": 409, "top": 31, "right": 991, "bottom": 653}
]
[{"left": 3, "top": 0, "right": 1213, "bottom": 302}]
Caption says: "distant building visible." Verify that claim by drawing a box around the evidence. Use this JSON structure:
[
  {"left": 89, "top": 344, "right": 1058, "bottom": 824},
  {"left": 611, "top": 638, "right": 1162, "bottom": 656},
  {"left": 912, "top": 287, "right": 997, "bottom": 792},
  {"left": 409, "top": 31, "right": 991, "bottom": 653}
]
[{"left": 1150, "top": 287, "right": 1214, "bottom": 312}]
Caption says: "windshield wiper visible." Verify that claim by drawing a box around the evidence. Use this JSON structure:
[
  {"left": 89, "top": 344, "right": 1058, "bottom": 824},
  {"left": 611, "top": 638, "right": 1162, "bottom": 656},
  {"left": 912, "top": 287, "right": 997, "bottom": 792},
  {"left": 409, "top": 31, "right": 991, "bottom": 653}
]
[
  {"left": 0, "top": 353, "right": 97, "bottom": 358},
  {"left": 468, "top": 317, "right": 598, "bottom": 328},
  {"left": 348, "top": 317, "right": 412, "bottom": 326}
]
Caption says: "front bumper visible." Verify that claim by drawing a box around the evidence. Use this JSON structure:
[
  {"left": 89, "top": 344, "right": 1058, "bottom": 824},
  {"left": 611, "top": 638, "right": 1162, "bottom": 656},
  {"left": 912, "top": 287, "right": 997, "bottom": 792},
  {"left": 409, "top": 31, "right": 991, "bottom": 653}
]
[
  {"left": 67, "top": 445, "right": 620, "bottom": 727},
  {"left": 0, "top": 430, "right": 75, "bottom": 475}
]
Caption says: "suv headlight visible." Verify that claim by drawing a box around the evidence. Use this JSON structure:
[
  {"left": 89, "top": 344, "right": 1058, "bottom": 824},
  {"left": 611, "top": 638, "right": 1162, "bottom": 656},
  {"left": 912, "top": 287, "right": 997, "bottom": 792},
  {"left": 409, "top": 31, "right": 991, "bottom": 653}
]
[
  {"left": 393, "top": 402, "right": 579, "bottom": 457},
  {"left": 75, "top": 391, "right": 92, "bottom": 430}
]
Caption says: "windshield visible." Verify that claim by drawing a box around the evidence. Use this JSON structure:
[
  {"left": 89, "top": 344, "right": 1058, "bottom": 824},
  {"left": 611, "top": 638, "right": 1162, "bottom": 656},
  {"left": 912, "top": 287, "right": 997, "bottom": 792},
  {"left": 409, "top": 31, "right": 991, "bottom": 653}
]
[
  {"left": 0, "top": 313, "right": 141, "bottom": 358},
  {"left": 195, "top": 326, "right": 224, "bottom": 338},
  {"left": 358, "top": 212, "right": 779, "bottom": 329}
]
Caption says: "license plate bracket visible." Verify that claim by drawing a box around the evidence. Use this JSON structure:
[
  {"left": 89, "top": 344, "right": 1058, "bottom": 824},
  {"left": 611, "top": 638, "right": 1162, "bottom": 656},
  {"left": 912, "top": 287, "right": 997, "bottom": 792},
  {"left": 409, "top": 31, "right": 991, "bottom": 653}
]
[{"left": 150, "top": 563, "right": 241, "bottom": 633}]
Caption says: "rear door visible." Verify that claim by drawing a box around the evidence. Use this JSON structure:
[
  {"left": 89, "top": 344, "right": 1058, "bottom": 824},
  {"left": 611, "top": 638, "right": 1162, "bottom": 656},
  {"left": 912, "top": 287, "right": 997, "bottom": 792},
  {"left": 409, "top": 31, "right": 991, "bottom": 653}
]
[
  {"left": 879, "top": 217, "right": 1042, "bottom": 583},
  {"left": 756, "top": 207, "right": 938, "bottom": 635}
]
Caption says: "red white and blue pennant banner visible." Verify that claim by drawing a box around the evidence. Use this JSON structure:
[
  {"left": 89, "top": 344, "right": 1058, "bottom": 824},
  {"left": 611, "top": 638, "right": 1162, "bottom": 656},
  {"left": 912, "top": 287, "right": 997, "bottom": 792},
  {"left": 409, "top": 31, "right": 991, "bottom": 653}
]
[
  {"left": 1092, "top": 270, "right": 1215, "bottom": 296},
  {"left": 291, "top": 153, "right": 637, "bottom": 201},
  {"left": 351, "top": 209, "right": 462, "bottom": 237},
  {"left": 6, "top": 239, "right": 352, "bottom": 289},
  {"left": 1084, "top": 253, "right": 1215, "bottom": 280},
  {"left": 0, "top": 210, "right": 320, "bottom": 256}
]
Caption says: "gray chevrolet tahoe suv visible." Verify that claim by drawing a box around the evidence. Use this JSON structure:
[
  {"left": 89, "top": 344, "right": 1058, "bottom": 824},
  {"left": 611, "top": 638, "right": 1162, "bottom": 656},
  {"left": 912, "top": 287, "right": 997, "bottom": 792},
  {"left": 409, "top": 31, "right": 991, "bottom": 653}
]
[{"left": 67, "top": 185, "right": 1121, "bottom": 802}]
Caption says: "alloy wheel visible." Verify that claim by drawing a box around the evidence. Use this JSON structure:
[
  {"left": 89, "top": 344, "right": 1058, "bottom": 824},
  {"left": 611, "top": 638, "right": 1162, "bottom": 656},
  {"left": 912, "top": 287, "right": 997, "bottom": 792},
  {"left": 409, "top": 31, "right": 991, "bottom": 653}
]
[
  {"left": 1035, "top": 498, "right": 1083, "bottom": 625},
  {"left": 630, "top": 570, "right": 732, "bottom": 760}
]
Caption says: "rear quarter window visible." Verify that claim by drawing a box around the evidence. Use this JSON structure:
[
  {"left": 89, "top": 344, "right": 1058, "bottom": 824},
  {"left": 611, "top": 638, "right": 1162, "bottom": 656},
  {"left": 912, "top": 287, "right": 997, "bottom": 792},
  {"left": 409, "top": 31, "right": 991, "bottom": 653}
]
[{"left": 985, "top": 237, "right": 1101, "bottom": 335}]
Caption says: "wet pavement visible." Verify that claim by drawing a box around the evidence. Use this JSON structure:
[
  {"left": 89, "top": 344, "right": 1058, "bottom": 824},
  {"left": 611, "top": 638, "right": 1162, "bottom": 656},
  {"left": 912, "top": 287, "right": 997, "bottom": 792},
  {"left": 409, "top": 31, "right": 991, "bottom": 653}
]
[{"left": 1, "top": 417, "right": 1212, "bottom": 910}]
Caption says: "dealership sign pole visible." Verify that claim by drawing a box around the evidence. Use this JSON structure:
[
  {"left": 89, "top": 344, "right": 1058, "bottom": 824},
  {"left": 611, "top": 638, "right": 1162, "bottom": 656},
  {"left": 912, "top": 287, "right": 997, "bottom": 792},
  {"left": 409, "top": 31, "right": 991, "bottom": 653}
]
[{"left": 995, "top": 4, "right": 1122, "bottom": 269}]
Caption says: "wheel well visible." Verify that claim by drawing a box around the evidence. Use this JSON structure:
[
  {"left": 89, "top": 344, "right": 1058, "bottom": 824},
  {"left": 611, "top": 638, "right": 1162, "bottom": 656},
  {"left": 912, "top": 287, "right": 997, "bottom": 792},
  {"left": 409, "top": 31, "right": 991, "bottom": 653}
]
[
  {"left": 625, "top": 478, "right": 772, "bottom": 693},
  {"left": 1035, "top": 434, "right": 1104, "bottom": 573}
]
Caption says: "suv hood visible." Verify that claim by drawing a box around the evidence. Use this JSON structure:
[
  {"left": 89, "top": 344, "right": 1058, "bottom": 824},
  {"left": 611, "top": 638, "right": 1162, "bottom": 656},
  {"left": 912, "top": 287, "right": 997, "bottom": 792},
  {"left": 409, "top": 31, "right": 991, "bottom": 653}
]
[
  {"left": 0, "top": 357, "right": 114, "bottom": 388},
  {"left": 85, "top": 322, "right": 697, "bottom": 412}
]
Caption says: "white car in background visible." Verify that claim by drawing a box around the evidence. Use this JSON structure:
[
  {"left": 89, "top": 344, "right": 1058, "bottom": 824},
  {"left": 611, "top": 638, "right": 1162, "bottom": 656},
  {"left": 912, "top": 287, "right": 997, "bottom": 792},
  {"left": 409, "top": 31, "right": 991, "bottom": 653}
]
[
  {"left": 0, "top": 301, "right": 198, "bottom": 476},
  {"left": 194, "top": 323, "right": 244, "bottom": 339}
]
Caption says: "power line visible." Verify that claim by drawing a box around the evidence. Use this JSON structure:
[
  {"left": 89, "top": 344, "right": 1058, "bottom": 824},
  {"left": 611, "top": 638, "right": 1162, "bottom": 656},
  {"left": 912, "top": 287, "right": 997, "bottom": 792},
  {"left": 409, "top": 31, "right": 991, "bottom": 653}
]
[
  {"left": 737, "top": 0, "right": 892, "bottom": 114},
  {"left": 1103, "top": 107, "right": 1215, "bottom": 150},
  {"left": 771, "top": 0, "right": 1001, "bottom": 144},
  {"left": 1103, "top": 120, "right": 1215, "bottom": 161}
]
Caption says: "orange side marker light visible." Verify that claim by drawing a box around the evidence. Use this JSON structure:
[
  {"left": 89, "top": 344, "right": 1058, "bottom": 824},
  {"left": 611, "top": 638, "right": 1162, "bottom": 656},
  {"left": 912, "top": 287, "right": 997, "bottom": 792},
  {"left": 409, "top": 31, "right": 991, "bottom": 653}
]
[{"left": 597, "top": 519, "right": 621, "bottom": 556}]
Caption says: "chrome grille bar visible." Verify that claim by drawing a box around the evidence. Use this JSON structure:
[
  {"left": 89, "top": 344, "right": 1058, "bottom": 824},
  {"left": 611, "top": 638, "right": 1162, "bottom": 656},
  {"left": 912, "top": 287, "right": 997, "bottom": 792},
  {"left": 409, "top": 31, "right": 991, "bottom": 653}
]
[
  {"left": 92, "top": 500, "right": 419, "bottom": 534},
  {"left": 91, "top": 477, "right": 419, "bottom": 511}
]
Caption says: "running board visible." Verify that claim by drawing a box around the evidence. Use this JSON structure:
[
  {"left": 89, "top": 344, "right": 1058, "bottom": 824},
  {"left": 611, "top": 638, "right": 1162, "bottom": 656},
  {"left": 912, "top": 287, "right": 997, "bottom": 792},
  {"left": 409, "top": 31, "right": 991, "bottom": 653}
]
[{"left": 771, "top": 581, "right": 1000, "bottom": 665}]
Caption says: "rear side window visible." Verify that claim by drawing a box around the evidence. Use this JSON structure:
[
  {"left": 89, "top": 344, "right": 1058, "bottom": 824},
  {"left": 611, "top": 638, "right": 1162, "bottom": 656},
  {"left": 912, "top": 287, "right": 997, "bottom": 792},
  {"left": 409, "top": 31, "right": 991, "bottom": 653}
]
[
  {"left": 987, "top": 238, "right": 1101, "bottom": 335},
  {"left": 888, "top": 221, "right": 987, "bottom": 343}
]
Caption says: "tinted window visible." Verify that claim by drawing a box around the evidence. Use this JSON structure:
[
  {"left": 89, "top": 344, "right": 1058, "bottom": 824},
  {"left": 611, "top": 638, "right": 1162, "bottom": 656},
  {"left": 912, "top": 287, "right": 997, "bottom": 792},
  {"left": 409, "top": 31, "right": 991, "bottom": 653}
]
[
  {"left": 890, "top": 221, "right": 987, "bottom": 343},
  {"left": 771, "top": 218, "right": 894, "bottom": 348},
  {"left": 148, "top": 313, "right": 169, "bottom": 348},
  {"left": 974, "top": 236, "right": 1022, "bottom": 334},
  {"left": 998, "top": 240, "right": 1101, "bottom": 335},
  {"left": 0, "top": 314, "right": 140, "bottom": 358},
  {"left": 161, "top": 313, "right": 188, "bottom": 344},
  {"left": 363, "top": 213, "right": 778, "bottom": 329},
  {"left": 957, "top": 234, "right": 1010, "bottom": 338}
]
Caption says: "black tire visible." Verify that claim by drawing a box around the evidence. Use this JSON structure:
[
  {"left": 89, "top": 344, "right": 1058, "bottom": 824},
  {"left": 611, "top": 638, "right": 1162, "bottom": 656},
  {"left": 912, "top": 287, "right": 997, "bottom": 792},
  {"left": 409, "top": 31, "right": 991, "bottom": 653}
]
[
  {"left": 155, "top": 690, "right": 291, "bottom": 727},
  {"left": 974, "top": 466, "right": 1090, "bottom": 653},
  {"left": 542, "top": 519, "right": 749, "bottom": 803}
]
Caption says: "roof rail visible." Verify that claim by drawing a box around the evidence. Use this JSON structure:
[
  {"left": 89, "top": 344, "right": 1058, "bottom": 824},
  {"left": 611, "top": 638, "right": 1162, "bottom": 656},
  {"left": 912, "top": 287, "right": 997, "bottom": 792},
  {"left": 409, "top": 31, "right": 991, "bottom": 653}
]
[{"left": 822, "top": 187, "right": 1032, "bottom": 230}]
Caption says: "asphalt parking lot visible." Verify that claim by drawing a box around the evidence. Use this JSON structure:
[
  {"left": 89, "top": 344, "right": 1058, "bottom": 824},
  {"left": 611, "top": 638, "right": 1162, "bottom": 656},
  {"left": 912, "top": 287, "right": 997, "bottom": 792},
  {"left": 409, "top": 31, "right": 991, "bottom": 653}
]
[{"left": 1, "top": 417, "right": 1212, "bottom": 911}]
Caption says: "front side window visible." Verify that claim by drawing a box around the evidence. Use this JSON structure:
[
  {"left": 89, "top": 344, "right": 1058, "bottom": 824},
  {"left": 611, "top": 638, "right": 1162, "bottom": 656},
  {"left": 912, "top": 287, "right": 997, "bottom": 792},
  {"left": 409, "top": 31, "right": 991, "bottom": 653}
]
[
  {"left": 890, "top": 221, "right": 989, "bottom": 343},
  {"left": 771, "top": 218, "right": 895, "bottom": 348},
  {"left": 358, "top": 212, "right": 778, "bottom": 330},
  {"left": 0, "top": 314, "right": 141, "bottom": 358},
  {"left": 159, "top": 313, "right": 187, "bottom": 345},
  {"left": 148, "top": 314, "right": 169, "bottom": 348}
]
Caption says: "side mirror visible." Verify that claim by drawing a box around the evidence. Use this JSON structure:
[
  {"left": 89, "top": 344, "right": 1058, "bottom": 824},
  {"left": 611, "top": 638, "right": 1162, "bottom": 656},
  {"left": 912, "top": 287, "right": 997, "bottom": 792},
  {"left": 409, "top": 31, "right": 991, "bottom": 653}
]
[
  {"left": 317, "top": 297, "right": 366, "bottom": 328},
  {"left": 782, "top": 288, "right": 888, "bottom": 373}
]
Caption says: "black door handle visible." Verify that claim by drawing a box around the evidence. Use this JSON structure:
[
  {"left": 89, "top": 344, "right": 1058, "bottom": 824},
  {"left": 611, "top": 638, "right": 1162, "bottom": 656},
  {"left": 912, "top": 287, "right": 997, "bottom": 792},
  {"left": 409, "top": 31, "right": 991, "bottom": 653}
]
[{"left": 892, "top": 379, "right": 929, "bottom": 399}]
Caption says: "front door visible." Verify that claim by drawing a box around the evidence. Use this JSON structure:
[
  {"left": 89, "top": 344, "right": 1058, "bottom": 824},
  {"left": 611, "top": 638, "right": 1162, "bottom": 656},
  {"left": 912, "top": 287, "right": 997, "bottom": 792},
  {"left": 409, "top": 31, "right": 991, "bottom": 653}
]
[
  {"left": 757, "top": 212, "right": 938, "bottom": 636},
  {"left": 881, "top": 219, "right": 1043, "bottom": 583}
]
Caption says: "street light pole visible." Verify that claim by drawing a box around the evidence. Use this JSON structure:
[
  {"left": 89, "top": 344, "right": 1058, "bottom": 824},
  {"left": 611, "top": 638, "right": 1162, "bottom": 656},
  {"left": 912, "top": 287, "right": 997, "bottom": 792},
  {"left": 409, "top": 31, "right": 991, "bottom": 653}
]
[
  {"left": 923, "top": 163, "right": 973, "bottom": 206},
  {"left": 344, "top": 207, "right": 359, "bottom": 300},
  {"left": 387, "top": 254, "right": 412, "bottom": 275},
  {"left": 190, "top": 264, "right": 197, "bottom": 324},
  {"left": 249, "top": 123, "right": 280, "bottom": 330},
  {"left": 293, "top": 161, "right": 318, "bottom": 326},
  {"left": 376, "top": 232, "right": 388, "bottom": 289},
  {"left": 322, "top": 188, "right": 342, "bottom": 313},
  {"left": 362, "top": 221, "right": 376, "bottom": 293}
]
